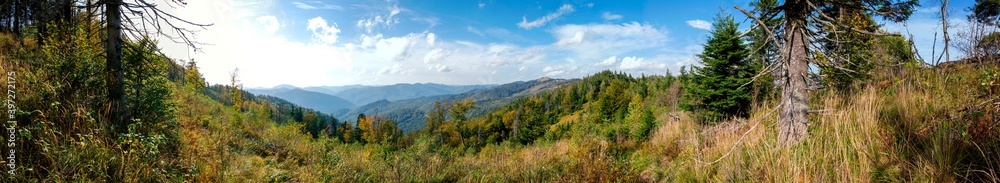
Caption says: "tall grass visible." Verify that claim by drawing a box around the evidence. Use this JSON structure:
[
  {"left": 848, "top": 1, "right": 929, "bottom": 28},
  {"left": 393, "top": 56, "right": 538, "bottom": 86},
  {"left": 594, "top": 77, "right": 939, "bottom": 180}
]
[{"left": 640, "top": 64, "right": 999, "bottom": 182}]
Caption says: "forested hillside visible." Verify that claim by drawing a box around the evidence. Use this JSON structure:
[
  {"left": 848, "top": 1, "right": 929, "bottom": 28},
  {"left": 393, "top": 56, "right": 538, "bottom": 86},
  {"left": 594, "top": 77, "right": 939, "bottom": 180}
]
[
  {"left": 336, "top": 77, "right": 573, "bottom": 132},
  {"left": 2, "top": 0, "right": 1000, "bottom": 182}
]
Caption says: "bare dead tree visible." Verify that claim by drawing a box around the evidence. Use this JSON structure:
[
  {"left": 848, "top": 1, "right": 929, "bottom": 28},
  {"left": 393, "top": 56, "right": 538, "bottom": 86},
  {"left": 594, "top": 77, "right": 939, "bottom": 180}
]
[
  {"left": 104, "top": 0, "right": 211, "bottom": 133},
  {"left": 938, "top": 0, "right": 951, "bottom": 65}
]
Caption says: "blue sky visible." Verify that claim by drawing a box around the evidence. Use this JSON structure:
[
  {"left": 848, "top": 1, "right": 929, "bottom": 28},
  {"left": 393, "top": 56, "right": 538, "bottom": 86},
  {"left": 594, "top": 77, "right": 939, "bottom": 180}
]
[{"left": 154, "top": 0, "right": 977, "bottom": 87}]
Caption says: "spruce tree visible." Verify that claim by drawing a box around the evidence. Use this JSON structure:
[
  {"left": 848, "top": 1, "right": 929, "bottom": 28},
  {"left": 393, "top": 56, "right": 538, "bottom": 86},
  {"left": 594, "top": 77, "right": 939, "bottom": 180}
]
[{"left": 680, "top": 13, "right": 756, "bottom": 124}]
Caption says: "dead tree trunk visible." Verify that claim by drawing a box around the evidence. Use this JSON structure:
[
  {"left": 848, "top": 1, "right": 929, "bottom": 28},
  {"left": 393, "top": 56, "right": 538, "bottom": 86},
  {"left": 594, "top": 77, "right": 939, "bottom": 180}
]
[
  {"left": 940, "top": 0, "right": 950, "bottom": 65},
  {"left": 105, "top": 0, "right": 128, "bottom": 133},
  {"left": 777, "top": 0, "right": 810, "bottom": 145}
]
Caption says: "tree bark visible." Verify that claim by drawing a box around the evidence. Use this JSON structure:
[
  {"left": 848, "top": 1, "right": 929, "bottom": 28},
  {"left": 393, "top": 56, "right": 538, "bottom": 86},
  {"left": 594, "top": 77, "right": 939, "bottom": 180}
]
[
  {"left": 778, "top": 0, "right": 810, "bottom": 145},
  {"left": 105, "top": 0, "right": 128, "bottom": 133}
]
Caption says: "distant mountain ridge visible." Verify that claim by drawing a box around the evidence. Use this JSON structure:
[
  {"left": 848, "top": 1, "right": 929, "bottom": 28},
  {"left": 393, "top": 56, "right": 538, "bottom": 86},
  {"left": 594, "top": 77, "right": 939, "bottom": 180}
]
[
  {"left": 245, "top": 88, "right": 354, "bottom": 114},
  {"left": 246, "top": 80, "right": 570, "bottom": 132},
  {"left": 333, "top": 83, "right": 494, "bottom": 106},
  {"left": 336, "top": 77, "right": 575, "bottom": 132},
  {"left": 249, "top": 83, "right": 493, "bottom": 106}
]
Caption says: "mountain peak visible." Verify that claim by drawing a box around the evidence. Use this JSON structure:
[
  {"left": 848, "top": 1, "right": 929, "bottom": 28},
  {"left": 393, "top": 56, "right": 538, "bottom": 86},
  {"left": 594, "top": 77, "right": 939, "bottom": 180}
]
[
  {"left": 537, "top": 77, "right": 552, "bottom": 82},
  {"left": 274, "top": 84, "right": 298, "bottom": 89}
]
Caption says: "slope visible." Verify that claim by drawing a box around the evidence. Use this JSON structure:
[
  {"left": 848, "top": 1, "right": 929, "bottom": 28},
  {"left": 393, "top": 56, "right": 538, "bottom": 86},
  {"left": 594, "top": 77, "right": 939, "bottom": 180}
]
[
  {"left": 261, "top": 88, "right": 355, "bottom": 114},
  {"left": 336, "top": 77, "right": 574, "bottom": 132}
]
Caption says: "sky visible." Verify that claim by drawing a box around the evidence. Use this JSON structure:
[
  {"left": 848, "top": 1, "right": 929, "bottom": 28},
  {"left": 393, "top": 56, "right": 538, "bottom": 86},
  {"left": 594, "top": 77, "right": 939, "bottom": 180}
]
[{"left": 151, "top": 0, "right": 978, "bottom": 88}]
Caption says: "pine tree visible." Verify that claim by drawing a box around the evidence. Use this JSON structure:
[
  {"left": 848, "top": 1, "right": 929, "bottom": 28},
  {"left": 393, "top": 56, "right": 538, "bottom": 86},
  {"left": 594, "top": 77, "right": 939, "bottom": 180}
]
[
  {"left": 817, "top": 6, "right": 879, "bottom": 90},
  {"left": 681, "top": 13, "right": 756, "bottom": 124}
]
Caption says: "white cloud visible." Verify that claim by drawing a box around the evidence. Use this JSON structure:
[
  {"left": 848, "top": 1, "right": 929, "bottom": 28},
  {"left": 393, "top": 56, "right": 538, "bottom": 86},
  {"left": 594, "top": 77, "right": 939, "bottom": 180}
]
[
  {"left": 356, "top": 4, "right": 402, "bottom": 33},
  {"left": 378, "top": 64, "right": 405, "bottom": 75},
  {"left": 542, "top": 65, "right": 578, "bottom": 77},
  {"left": 426, "top": 33, "right": 437, "bottom": 46},
  {"left": 307, "top": 16, "right": 341, "bottom": 44},
  {"left": 479, "top": 2, "right": 486, "bottom": 8},
  {"left": 151, "top": 0, "right": 698, "bottom": 87},
  {"left": 517, "top": 4, "right": 575, "bottom": 29},
  {"left": 601, "top": 12, "right": 622, "bottom": 21},
  {"left": 485, "top": 44, "right": 544, "bottom": 67},
  {"left": 595, "top": 56, "right": 618, "bottom": 67},
  {"left": 291, "top": 1, "right": 343, "bottom": 10},
  {"left": 430, "top": 64, "right": 453, "bottom": 72},
  {"left": 466, "top": 26, "right": 484, "bottom": 36},
  {"left": 256, "top": 15, "right": 279, "bottom": 33},
  {"left": 423, "top": 48, "right": 453, "bottom": 63},
  {"left": 411, "top": 16, "right": 440, "bottom": 28},
  {"left": 555, "top": 30, "right": 585, "bottom": 46},
  {"left": 552, "top": 22, "right": 669, "bottom": 60},
  {"left": 686, "top": 19, "right": 712, "bottom": 30},
  {"left": 619, "top": 56, "right": 645, "bottom": 70}
]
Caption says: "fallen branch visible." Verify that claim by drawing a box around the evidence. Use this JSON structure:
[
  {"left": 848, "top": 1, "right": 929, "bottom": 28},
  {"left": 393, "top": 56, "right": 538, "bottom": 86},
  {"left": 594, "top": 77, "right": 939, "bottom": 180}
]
[
  {"left": 695, "top": 105, "right": 781, "bottom": 165},
  {"left": 808, "top": 109, "right": 836, "bottom": 113},
  {"left": 668, "top": 113, "right": 681, "bottom": 121}
]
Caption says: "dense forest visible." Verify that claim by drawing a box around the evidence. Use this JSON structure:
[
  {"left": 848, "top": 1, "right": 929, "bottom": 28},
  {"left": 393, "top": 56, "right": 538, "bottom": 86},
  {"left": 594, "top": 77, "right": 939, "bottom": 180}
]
[{"left": 2, "top": 0, "right": 1000, "bottom": 182}]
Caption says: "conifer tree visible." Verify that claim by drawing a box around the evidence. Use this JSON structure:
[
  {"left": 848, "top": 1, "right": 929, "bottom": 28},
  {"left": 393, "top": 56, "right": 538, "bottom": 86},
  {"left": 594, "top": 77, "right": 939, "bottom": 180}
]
[{"left": 681, "top": 13, "right": 756, "bottom": 124}]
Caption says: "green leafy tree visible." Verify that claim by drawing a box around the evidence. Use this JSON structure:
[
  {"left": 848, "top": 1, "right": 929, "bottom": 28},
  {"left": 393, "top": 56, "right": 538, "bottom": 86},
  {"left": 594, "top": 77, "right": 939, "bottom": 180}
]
[
  {"left": 968, "top": 0, "right": 1000, "bottom": 25},
  {"left": 681, "top": 13, "right": 756, "bottom": 124}
]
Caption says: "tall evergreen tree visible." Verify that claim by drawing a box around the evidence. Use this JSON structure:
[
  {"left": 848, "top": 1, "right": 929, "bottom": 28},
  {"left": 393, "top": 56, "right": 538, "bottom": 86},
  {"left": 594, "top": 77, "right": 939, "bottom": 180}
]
[
  {"left": 735, "top": 0, "right": 916, "bottom": 145},
  {"left": 681, "top": 13, "right": 756, "bottom": 124}
]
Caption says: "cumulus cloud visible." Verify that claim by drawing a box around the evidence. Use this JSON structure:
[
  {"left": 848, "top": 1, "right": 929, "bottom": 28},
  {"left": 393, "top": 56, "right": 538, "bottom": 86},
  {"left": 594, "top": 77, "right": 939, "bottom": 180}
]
[
  {"left": 555, "top": 30, "right": 585, "bottom": 46},
  {"left": 307, "top": 16, "right": 341, "bottom": 44},
  {"left": 686, "top": 19, "right": 711, "bottom": 30},
  {"left": 601, "top": 12, "right": 622, "bottom": 21},
  {"left": 595, "top": 56, "right": 618, "bottom": 67},
  {"left": 619, "top": 56, "right": 668, "bottom": 71},
  {"left": 256, "top": 15, "right": 279, "bottom": 33},
  {"left": 518, "top": 4, "right": 575, "bottom": 29},
  {"left": 551, "top": 22, "right": 668, "bottom": 60},
  {"left": 619, "top": 56, "right": 645, "bottom": 69},
  {"left": 426, "top": 33, "right": 437, "bottom": 46}
]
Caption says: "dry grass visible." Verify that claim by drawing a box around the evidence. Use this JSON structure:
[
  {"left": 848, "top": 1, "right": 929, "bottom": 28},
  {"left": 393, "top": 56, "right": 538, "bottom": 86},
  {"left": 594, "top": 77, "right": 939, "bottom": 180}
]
[{"left": 638, "top": 64, "right": 999, "bottom": 182}]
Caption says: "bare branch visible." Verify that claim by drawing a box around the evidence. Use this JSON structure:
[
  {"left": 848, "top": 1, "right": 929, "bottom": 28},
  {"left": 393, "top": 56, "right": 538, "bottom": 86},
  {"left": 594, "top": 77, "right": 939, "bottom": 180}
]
[
  {"left": 806, "top": 0, "right": 900, "bottom": 37},
  {"left": 695, "top": 105, "right": 781, "bottom": 165},
  {"left": 735, "top": 5, "right": 783, "bottom": 50}
]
